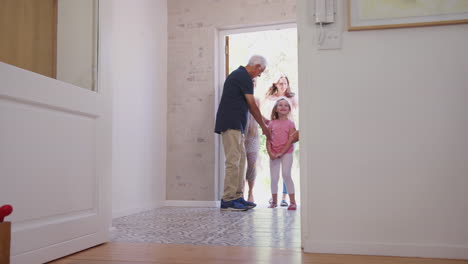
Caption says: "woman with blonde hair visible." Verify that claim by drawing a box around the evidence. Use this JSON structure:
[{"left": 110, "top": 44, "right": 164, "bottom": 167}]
[{"left": 264, "top": 73, "right": 298, "bottom": 110}]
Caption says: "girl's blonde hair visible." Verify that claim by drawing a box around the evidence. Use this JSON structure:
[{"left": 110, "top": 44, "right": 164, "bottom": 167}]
[{"left": 270, "top": 98, "right": 292, "bottom": 120}]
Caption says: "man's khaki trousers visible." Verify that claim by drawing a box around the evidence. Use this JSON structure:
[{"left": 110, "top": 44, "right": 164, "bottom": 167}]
[{"left": 221, "top": 129, "right": 246, "bottom": 201}]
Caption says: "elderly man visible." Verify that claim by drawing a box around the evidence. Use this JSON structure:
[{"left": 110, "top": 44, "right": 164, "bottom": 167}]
[{"left": 215, "top": 55, "right": 270, "bottom": 211}]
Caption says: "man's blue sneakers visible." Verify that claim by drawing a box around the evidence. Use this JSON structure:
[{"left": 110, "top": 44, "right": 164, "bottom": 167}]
[
  {"left": 220, "top": 198, "right": 256, "bottom": 211},
  {"left": 236, "top": 197, "right": 256, "bottom": 209},
  {"left": 220, "top": 199, "right": 249, "bottom": 211}
]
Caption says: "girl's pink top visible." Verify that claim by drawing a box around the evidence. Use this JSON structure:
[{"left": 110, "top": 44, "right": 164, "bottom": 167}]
[{"left": 269, "top": 119, "right": 295, "bottom": 155}]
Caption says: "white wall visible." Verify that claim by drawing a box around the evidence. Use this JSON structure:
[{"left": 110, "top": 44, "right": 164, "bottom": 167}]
[
  {"left": 297, "top": 0, "right": 468, "bottom": 259},
  {"left": 110, "top": 0, "right": 168, "bottom": 218}
]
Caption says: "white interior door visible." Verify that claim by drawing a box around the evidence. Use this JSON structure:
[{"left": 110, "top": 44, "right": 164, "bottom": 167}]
[
  {"left": 0, "top": 61, "right": 111, "bottom": 263},
  {"left": 0, "top": 4, "right": 112, "bottom": 261}
]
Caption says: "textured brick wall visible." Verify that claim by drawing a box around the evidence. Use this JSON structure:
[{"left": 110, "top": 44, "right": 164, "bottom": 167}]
[{"left": 167, "top": 0, "right": 296, "bottom": 200}]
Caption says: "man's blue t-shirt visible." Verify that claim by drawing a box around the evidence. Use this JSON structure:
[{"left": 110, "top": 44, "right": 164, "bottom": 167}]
[{"left": 214, "top": 66, "right": 253, "bottom": 134}]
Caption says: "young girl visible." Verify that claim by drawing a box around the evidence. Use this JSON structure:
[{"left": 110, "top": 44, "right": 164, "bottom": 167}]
[
  {"left": 266, "top": 98, "right": 297, "bottom": 210},
  {"left": 263, "top": 73, "right": 298, "bottom": 206}
]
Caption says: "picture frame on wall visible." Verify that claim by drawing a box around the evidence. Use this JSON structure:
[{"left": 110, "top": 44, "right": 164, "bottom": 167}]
[{"left": 347, "top": 0, "right": 468, "bottom": 31}]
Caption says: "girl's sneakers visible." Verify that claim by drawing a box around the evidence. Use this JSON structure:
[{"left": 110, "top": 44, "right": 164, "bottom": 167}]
[
  {"left": 280, "top": 200, "right": 288, "bottom": 207},
  {"left": 268, "top": 198, "right": 277, "bottom": 208}
]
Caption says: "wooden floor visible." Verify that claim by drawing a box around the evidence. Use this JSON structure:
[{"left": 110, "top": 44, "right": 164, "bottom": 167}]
[{"left": 48, "top": 242, "right": 468, "bottom": 264}]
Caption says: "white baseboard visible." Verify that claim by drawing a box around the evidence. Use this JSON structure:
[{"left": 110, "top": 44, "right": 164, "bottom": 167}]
[
  {"left": 164, "top": 200, "right": 220, "bottom": 208},
  {"left": 111, "top": 201, "right": 219, "bottom": 219},
  {"left": 304, "top": 240, "right": 468, "bottom": 260},
  {"left": 112, "top": 202, "right": 164, "bottom": 219}
]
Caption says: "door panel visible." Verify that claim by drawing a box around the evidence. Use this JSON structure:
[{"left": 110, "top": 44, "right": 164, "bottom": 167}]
[
  {"left": 0, "top": 59, "right": 110, "bottom": 263},
  {"left": 1, "top": 95, "right": 98, "bottom": 255}
]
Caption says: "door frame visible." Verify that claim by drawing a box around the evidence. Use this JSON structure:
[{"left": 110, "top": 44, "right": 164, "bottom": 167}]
[{"left": 214, "top": 22, "right": 297, "bottom": 201}]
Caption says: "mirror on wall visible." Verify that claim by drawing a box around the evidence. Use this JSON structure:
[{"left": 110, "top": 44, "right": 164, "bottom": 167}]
[{"left": 0, "top": 0, "right": 99, "bottom": 91}]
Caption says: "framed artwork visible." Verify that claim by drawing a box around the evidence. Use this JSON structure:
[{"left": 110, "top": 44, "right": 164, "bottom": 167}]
[{"left": 348, "top": 0, "right": 468, "bottom": 31}]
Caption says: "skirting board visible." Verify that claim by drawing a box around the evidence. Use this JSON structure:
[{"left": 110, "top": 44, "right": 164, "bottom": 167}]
[
  {"left": 112, "top": 202, "right": 164, "bottom": 219},
  {"left": 303, "top": 240, "right": 468, "bottom": 260},
  {"left": 112, "top": 201, "right": 220, "bottom": 219},
  {"left": 164, "top": 200, "right": 220, "bottom": 208}
]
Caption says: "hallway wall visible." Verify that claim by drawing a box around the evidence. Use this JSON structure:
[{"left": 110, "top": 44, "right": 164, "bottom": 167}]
[
  {"left": 111, "top": 0, "right": 168, "bottom": 217},
  {"left": 167, "top": 0, "right": 296, "bottom": 201},
  {"left": 297, "top": 0, "right": 468, "bottom": 259}
]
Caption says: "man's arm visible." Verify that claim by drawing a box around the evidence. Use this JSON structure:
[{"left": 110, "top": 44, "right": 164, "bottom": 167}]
[
  {"left": 245, "top": 94, "right": 271, "bottom": 140},
  {"left": 256, "top": 97, "right": 270, "bottom": 126},
  {"left": 262, "top": 116, "right": 270, "bottom": 126}
]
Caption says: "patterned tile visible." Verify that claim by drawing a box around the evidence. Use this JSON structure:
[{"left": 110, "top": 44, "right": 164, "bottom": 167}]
[{"left": 111, "top": 207, "right": 301, "bottom": 248}]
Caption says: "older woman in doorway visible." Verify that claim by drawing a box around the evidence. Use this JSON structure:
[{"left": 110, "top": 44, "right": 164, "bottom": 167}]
[{"left": 244, "top": 78, "right": 262, "bottom": 203}]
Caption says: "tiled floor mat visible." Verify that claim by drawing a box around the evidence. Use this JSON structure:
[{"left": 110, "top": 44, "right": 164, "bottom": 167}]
[{"left": 111, "top": 207, "right": 301, "bottom": 248}]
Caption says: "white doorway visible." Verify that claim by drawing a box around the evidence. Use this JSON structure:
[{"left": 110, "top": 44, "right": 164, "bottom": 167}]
[{"left": 215, "top": 24, "right": 300, "bottom": 208}]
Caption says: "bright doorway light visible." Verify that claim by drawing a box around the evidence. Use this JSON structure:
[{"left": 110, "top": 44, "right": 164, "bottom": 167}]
[{"left": 219, "top": 25, "right": 300, "bottom": 207}]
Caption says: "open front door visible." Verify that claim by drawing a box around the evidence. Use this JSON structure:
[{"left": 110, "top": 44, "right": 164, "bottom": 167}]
[{"left": 0, "top": 3, "right": 112, "bottom": 263}]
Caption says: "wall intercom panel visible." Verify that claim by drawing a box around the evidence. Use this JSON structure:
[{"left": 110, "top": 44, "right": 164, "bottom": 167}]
[{"left": 315, "top": 0, "right": 336, "bottom": 24}]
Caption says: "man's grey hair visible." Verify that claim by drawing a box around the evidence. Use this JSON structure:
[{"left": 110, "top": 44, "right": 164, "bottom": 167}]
[{"left": 247, "top": 55, "right": 267, "bottom": 69}]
